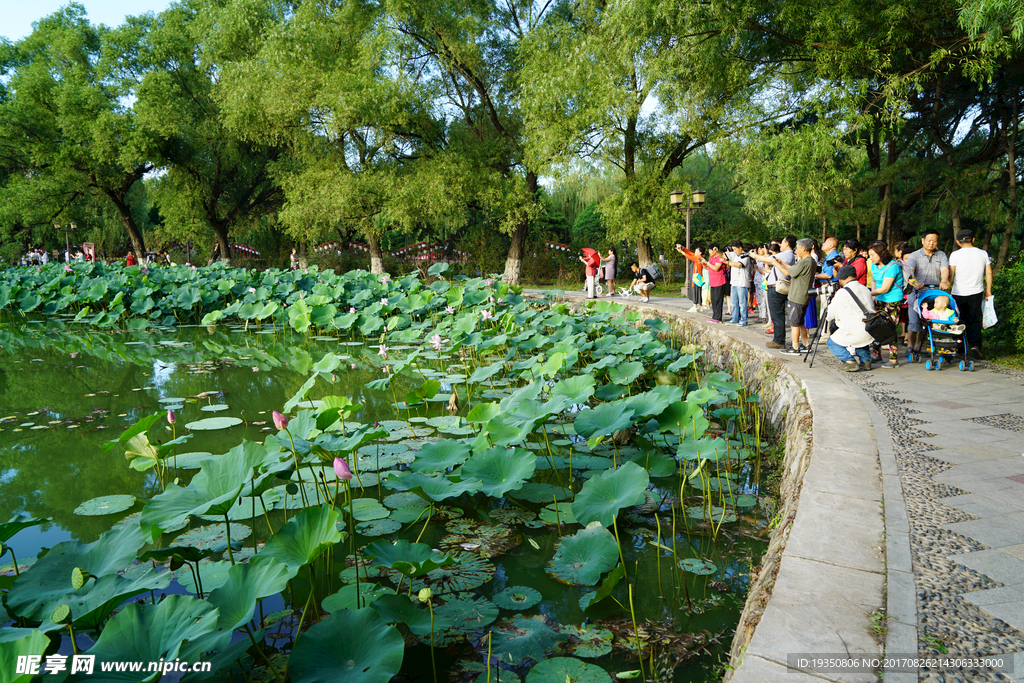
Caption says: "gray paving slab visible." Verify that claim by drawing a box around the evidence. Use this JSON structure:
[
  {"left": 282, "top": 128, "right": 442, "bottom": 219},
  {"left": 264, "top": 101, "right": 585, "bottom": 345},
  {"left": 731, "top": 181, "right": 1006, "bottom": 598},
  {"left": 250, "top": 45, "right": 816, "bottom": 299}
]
[
  {"left": 931, "top": 475, "right": 1017, "bottom": 493},
  {"left": 784, "top": 489, "right": 884, "bottom": 573},
  {"left": 927, "top": 447, "right": 994, "bottom": 465},
  {"left": 887, "top": 530, "right": 914, "bottom": 574},
  {"left": 980, "top": 487, "right": 1024, "bottom": 509},
  {"left": 979, "top": 600, "right": 1024, "bottom": 632},
  {"left": 945, "top": 518, "right": 1024, "bottom": 547},
  {"left": 741, "top": 555, "right": 883, "bottom": 678},
  {"left": 917, "top": 434, "right": 981, "bottom": 449},
  {"left": 989, "top": 511, "right": 1024, "bottom": 528},
  {"left": 939, "top": 492, "right": 1023, "bottom": 517},
  {"left": 910, "top": 420, "right": 995, "bottom": 436},
  {"left": 960, "top": 585, "right": 1024, "bottom": 606},
  {"left": 949, "top": 548, "right": 1024, "bottom": 585},
  {"left": 802, "top": 447, "right": 882, "bottom": 502},
  {"left": 937, "top": 459, "right": 1024, "bottom": 480},
  {"left": 729, "top": 653, "right": 837, "bottom": 683}
]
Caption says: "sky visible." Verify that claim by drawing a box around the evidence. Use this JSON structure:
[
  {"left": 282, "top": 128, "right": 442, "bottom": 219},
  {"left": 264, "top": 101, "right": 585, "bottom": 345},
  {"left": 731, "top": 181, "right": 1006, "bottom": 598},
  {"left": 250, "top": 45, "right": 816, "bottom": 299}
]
[{"left": 3, "top": 0, "right": 174, "bottom": 42}]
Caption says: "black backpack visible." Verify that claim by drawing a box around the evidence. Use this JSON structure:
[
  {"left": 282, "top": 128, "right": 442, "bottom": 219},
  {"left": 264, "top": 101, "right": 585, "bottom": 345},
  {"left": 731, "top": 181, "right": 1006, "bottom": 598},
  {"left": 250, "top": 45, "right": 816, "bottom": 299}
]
[{"left": 643, "top": 264, "right": 662, "bottom": 282}]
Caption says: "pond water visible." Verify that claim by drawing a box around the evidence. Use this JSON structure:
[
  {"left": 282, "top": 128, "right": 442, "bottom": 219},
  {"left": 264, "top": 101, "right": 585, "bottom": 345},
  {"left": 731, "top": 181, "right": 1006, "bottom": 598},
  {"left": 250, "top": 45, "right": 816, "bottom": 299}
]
[{"left": 0, "top": 315, "right": 771, "bottom": 683}]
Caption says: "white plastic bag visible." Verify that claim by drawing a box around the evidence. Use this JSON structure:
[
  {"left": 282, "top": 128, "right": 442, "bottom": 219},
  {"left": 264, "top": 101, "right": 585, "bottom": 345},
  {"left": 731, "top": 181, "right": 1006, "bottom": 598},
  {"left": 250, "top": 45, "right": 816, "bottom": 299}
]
[{"left": 982, "top": 296, "right": 998, "bottom": 329}]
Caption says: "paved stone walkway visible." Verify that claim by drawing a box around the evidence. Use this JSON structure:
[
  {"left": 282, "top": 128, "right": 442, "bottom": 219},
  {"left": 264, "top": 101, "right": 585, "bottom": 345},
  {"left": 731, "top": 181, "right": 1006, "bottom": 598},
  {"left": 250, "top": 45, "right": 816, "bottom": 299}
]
[{"left": 537, "top": 288, "right": 1024, "bottom": 682}]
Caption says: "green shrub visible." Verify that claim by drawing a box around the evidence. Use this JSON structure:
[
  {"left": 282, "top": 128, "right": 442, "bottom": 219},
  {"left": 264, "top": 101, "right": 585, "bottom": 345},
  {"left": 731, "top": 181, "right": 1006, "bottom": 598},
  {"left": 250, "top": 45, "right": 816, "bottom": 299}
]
[{"left": 983, "top": 258, "right": 1024, "bottom": 354}]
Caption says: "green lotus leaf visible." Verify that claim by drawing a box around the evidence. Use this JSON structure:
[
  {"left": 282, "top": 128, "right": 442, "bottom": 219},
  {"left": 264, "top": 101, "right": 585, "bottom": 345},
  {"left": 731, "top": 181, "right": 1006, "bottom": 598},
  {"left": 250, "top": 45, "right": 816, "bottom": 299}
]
[
  {"left": 571, "top": 462, "right": 649, "bottom": 528},
  {"left": 433, "top": 593, "right": 499, "bottom": 646},
  {"left": 607, "top": 361, "right": 645, "bottom": 385},
  {"left": 734, "top": 494, "right": 759, "bottom": 507},
  {"left": 351, "top": 498, "right": 390, "bottom": 521},
  {"left": 0, "top": 513, "right": 50, "bottom": 544},
  {"left": 289, "top": 608, "right": 404, "bottom": 683},
  {"left": 4, "top": 525, "right": 169, "bottom": 627},
  {"left": 545, "top": 526, "right": 619, "bottom": 586},
  {"left": 461, "top": 446, "right": 536, "bottom": 497},
  {"left": 510, "top": 483, "right": 571, "bottom": 503},
  {"left": 184, "top": 416, "right": 243, "bottom": 431},
  {"left": 491, "top": 615, "right": 568, "bottom": 664},
  {"left": 492, "top": 586, "right": 542, "bottom": 610},
  {"left": 562, "top": 625, "right": 614, "bottom": 658},
  {"left": 165, "top": 451, "right": 214, "bottom": 469},
  {"left": 253, "top": 505, "right": 341, "bottom": 575},
  {"left": 172, "top": 523, "right": 252, "bottom": 553},
  {"left": 620, "top": 391, "right": 672, "bottom": 420},
  {"left": 466, "top": 402, "right": 501, "bottom": 423},
  {"left": 369, "top": 593, "right": 453, "bottom": 636},
  {"left": 322, "top": 583, "right": 396, "bottom": 612},
  {"left": 382, "top": 492, "right": 430, "bottom": 510},
  {"left": 73, "top": 493, "right": 137, "bottom": 516},
  {"left": 678, "top": 558, "right": 718, "bottom": 575},
  {"left": 364, "top": 540, "right": 454, "bottom": 578},
  {"left": 67, "top": 595, "right": 218, "bottom": 682},
  {"left": 656, "top": 401, "right": 710, "bottom": 439},
  {"left": 526, "top": 657, "right": 611, "bottom": 683},
  {"left": 686, "top": 387, "right": 726, "bottom": 406},
  {"left": 383, "top": 471, "right": 482, "bottom": 501},
  {"left": 200, "top": 404, "right": 230, "bottom": 412},
  {"left": 626, "top": 449, "right": 676, "bottom": 478},
  {"left": 538, "top": 503, "right": 577, "bottom": 525},
  {"left": 410, "top": 439, "right": 472, "bottom": 473},
  {"left": 549, "top": 375, "right": 596, "bottom": 406},
  {"left": 579, "top": 563, "right": 624, "bottom": 610},
  {"left": 676, "top": 436, "right": 729, "bottom": 463},
  {"left": 573, "top": 401, "right": 635, "bottom": 439},
  {"left": 0, "top": 629, "right": 50, "bottom": 683},
  {"left": 207, "top": 559, "right": 292, "bottom": 631},
  {"left": 356, "top": 519, "right": 402, "bottom": 536}
]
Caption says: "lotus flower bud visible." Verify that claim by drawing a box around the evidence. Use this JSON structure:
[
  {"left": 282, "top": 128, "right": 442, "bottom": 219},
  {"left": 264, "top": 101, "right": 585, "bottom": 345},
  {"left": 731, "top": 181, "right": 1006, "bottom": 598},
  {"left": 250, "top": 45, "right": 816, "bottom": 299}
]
[
  {"left": 167, "top": 410, "right": 176, "bottom": 425},
  {"left": 418, "top": 587, "right": 433, "bottom": 603},
  {"left": 333, "top": 457, "right": 352, "bottom": 481},
  {"left": 272, "top": 411, "right": 289, "bottom": 431}
]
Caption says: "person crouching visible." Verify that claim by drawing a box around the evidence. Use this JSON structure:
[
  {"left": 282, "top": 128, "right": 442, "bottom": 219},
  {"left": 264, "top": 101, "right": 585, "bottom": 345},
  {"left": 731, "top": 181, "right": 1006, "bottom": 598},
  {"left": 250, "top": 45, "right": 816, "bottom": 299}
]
[{"left": 825, "top": 264, "right": 877, "bottom": 372}]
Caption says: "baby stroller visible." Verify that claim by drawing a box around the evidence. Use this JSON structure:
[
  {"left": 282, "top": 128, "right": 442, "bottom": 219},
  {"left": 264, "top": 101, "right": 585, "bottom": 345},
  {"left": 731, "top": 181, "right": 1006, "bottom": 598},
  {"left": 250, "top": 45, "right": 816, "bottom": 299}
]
[{"left": 907, "top": 288, "right": 973, "bottom": 371}]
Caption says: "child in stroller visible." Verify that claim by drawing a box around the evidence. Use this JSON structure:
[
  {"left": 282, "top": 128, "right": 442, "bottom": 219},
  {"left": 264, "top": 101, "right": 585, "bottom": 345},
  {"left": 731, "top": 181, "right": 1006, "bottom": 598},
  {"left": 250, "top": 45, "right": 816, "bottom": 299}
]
[{"left": 908, "top": 289, "right": 973, "bottom": 371}]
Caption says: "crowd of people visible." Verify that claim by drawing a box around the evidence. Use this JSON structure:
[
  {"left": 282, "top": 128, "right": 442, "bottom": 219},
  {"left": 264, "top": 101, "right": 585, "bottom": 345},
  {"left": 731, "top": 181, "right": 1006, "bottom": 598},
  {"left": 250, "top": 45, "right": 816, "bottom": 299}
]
[{"left": 670, "top": 229, "right": 993, "bottom": 369}]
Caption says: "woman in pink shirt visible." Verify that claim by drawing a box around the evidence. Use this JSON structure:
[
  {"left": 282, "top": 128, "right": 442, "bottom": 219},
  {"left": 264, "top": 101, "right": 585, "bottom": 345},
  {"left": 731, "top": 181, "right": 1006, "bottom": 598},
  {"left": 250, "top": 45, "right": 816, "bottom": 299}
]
[{"left": 702, "top": 244, "right": 728, "bottom": 322}]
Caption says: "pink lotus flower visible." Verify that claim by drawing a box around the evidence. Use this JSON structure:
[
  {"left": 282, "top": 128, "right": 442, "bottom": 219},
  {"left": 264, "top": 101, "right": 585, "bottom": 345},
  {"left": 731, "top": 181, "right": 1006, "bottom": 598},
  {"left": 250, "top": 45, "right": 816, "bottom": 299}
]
[
  {"left": 64, "top": 264, "right": 72, "bottom": 273},
  {"left": 382, "top": 274, "right": 390, "bottom": 283},
  {"left": 299, "top": 292, "right": 305, "bottom": 299},
  {"left": 252, "top": 366, "right": 259, "bottom": 372},
  {"left": 69, "top": 352, "right": 77, "bottom": 359},
  {"left": 429, "top": 334, "right": 448, "bottom": 351},
  {"left": 349, "top": 306, "right": 356, "bottom": 313},
  {"left": 333, "top": 457, "right": 352, "bottom": 481},
  {"left": 489, "top": 296, "right": 495, "bottom": 303},
  {"left": 378, "top": 344, "right": 388, "bottom": 358},
  {"left": 497, "top": 298, "right": 504, "bottom": 304},
  {"left": 248, "top": 287, "right": 256, "bottom": 293},
  {"left": 481, "top": 310, "right": 493, "bottom": 321},
  {"left": 272, "top": 411, "right": 289, "bottom": 430},
  {"left": 303, "top": 268, "right": 308, "bottom": 274},
  {"left": 445, "top": 305, "right": 454, "bottom": 315},
  {"left": 485, "top": 279, "right": 493, "bottom": 286},
  {"left": 351, "top": 363, "right": 357, "bottom": 370},
  {"left": 380, "top": 297, "right": 388, "bottom": 305},
  {"left": 167, "top": 410, "right": 176, "bottom": 425}
]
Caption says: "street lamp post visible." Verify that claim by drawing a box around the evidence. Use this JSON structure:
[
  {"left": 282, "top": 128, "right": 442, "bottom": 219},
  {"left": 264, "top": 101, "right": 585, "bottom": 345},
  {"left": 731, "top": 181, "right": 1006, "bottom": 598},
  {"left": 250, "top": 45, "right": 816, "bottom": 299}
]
[
  {"left": 670, "top": 189, "right": 706, "bottom": 302},
  {"left": 54, "top": 222, "right": 77, "bottom": 262},
  {"left": 669, "top": 189, "right": 706, "bottom": 251}
]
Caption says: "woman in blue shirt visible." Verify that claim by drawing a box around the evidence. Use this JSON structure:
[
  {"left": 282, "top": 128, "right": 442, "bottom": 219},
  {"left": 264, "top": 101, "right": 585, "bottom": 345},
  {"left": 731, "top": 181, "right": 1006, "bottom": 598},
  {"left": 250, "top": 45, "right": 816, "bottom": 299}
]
[{"left": 868, "top": 241, "right": 905, "bottom": 369}]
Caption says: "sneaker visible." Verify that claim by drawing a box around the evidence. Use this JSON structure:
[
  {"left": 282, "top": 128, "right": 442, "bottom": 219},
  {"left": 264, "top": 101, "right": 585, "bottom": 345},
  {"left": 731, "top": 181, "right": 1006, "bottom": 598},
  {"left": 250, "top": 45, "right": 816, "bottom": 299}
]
[
  {"left": 688, "top": 305, "right": 699, "bottom": 312},
  {"left": 781, "top": 347, "right": 802, "bottom": 356},
  {"left": 843, "top": 360, "right": 860, "bottom": 372},
  {"left": 881, "top": 360, "right": 899, "bottom": 369},
  {"left": 860, "top": 360, "right": 873, "bottom": 371},
  {"left": 640, "top": 297, "right": 649, "bottom": 303},
  {"left": 798, "top": 344, "right": 809, "bottom": 353},
  {"left": 707, "top": 319, "right": 721, "bottom": 324},
  {"left": 970, "top": 346, "right": 985, "bottom": 360},
  {"left": 766, "top": 341, "right": 785, "bottom": 349},
  {"left": 737, "top": 322, "right": 749, "bottom": 327}
]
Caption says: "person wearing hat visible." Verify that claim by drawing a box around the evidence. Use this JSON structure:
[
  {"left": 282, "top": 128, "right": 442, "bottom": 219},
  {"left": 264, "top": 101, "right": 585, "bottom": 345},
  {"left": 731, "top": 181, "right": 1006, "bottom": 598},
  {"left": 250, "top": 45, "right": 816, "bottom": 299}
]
[
  {"left": 948, "top": 229, "right": 992, "bottom": 358},
  {"left": 824, "top": 264, "right": 876, "bottom": 371}
]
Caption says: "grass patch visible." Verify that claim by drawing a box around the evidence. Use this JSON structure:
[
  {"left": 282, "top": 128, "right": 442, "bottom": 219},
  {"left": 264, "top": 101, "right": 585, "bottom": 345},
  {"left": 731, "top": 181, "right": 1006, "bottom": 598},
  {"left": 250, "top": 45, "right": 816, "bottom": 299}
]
[{"left": 988, "top": 353, "right": 1024, "bottom": 371}]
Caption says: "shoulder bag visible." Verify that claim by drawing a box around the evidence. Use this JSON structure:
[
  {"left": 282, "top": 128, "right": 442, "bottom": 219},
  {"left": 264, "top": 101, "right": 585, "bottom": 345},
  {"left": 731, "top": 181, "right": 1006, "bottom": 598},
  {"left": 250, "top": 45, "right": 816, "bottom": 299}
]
[{"left": 847, "top": 288, "right": 897, "bottom": 344}]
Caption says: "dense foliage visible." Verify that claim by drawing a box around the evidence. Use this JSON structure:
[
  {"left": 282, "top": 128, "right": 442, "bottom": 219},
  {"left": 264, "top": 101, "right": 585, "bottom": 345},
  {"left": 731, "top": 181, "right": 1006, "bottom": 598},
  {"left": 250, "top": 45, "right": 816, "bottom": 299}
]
[{"left": 0, "top": 0, "right": 1021, "bottom": 281}]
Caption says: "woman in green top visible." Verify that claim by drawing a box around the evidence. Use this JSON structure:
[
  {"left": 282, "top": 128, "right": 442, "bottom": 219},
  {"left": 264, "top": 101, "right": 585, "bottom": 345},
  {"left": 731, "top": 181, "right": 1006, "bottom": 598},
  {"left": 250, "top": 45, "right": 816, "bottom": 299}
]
[{"left": 868, "top": 241, "right": 905, "bottom": 369}]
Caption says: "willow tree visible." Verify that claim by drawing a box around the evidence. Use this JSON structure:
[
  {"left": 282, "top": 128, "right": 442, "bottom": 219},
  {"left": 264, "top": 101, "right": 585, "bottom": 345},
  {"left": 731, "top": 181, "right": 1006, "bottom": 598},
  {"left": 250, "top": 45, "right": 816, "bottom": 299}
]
[
  {"left": 213, "top": 0, "right": 465, "bottom": 273},
  {"left": 109, "top": 0, "right": 285, "bottom": 265},
  {"left": 0, "top": 5, "right": 161, "bottom": 260},
  {"left": 520, "top": 0, "right": 764, "bottom": 265},
  {"left": 379, "top": 0, "right": 556, "bottom": 283}
]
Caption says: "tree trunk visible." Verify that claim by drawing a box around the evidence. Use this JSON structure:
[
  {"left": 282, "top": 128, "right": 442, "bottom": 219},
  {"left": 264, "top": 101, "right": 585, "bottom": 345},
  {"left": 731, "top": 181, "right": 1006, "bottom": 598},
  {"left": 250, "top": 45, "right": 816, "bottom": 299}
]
[
  {"left": 502, "top": 171, "right": 539, "bottom": 285},
  {"left": 367, "top": 233, "right": 384, "bottom": 274},
  {"left": 951, "top": 204, "right": 962, "bottom": 234},
  {"left": 211, "top": 223, "right": 232, "bottom": 267},
  {"left": 298, "top": 241, "right": 308, "bottom": 270},
  {"left": 876, "top": 184, "right": 890, "bottom": 241},
  {"left": 856, "top": 223, "right": 862, "bottom": 243},
  {"left": 106, "top": 191, "right": 147, "bottom": 261},
  {"left": 637, "top": 237, "right": 655, "bottom": 268},
  {"left": 997, "top": 100, "right": 1018, "bottom": 272}
]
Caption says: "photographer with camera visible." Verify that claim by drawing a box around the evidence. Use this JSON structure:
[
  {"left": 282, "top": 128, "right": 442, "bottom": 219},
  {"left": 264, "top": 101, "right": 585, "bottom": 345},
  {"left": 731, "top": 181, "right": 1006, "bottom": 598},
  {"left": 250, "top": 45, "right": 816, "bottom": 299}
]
[
  {"left": 725, "top": 240, "right": 752, "bottom": 326},
  {"left": 769, "top": 238, "right": 817, "bottom": 355},
  {"left": 824, "top": 264, "right": 876, "bottom": 371},
  {"left": 816, "top": 237, "right": 842, "bottom": 284}
]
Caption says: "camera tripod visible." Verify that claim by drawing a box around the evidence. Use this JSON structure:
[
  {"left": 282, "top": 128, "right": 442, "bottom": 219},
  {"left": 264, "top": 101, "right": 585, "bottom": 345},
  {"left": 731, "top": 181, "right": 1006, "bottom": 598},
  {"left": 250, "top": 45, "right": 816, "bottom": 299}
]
[{"left": 803, "top": 281, "right": 838, "bottom": 368}]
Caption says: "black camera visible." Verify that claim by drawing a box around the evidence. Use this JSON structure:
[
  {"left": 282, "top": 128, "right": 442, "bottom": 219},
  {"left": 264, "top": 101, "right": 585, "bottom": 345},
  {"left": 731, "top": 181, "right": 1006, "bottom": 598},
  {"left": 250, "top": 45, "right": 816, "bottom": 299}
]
[{"left": 825, "top": 254, "right": 845, "bottom": 267}]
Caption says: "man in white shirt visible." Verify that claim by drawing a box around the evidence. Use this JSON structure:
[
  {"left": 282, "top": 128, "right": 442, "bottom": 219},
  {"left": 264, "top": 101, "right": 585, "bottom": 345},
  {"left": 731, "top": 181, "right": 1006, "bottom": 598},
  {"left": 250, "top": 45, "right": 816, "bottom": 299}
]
[
  {"left": 725, "top": 240, "right": 751, "bottom": 325},
  {"left": 825, "top": 264, "right": 876, "bottom": 371},
  {"left": 947, "top": 229, "right": 992, "bottom": 359}
]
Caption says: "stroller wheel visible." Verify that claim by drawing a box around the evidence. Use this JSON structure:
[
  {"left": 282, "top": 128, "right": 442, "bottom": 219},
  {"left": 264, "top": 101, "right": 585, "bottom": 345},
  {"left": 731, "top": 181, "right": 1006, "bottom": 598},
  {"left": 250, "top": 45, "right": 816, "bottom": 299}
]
[
  {"left": 925, "top": 360, "right": 932, "bottom": 371},
  {"left": 959, "top": 360, "right": 965, "bottom": 371},
  {"left": 907, "top": 351, "right": 915, "bottom": 363},
  {"left": 969, "top": 361, "right": 975, "bottom": 372}
]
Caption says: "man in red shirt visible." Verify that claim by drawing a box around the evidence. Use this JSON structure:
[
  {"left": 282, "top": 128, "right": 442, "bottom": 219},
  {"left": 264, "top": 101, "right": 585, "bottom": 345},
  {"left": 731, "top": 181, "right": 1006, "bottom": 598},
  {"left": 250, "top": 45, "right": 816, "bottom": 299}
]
[{"left": 579, "top": 249, "right": 602, "bottom": 300}]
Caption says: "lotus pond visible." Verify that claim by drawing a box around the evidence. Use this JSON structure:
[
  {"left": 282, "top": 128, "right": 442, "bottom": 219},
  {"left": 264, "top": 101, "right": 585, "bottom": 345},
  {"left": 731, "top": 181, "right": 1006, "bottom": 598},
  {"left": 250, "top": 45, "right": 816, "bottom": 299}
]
[{"left": 0, "top": 264, "right": 774, "bottom": 683}]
